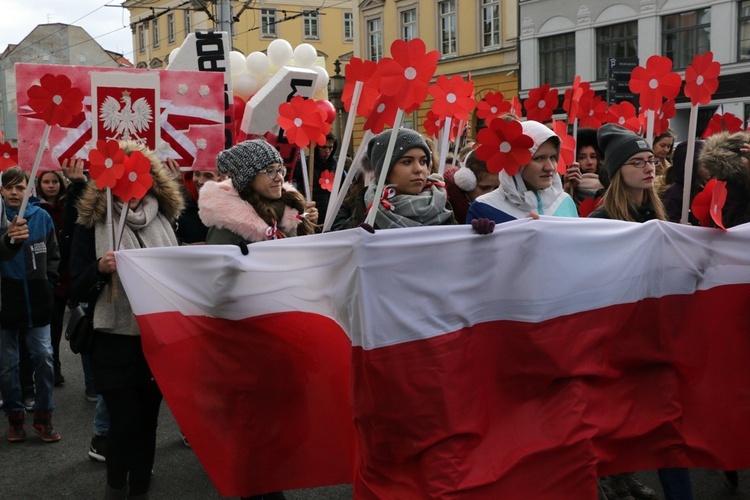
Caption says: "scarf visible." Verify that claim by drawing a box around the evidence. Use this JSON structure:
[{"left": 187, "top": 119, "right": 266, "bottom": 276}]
[
  {"left": 364, "top": 174, "right": 454, "bottom": 229},
  {"left": 93, "top": 194, "right": 178, "bottom": 335}
]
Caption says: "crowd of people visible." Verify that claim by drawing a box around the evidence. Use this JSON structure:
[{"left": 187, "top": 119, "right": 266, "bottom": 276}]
[{"left": 0, "top": 112, "right": 747, "bottom": 499}]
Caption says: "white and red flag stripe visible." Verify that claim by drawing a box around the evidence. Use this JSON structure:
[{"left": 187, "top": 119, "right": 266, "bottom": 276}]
[{"left": 116, "top": 218, "right": 750, "bottom": 498}]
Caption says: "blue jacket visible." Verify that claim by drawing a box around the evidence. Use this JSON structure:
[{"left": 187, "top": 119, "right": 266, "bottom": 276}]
[{"left": 0, "top": 202, "right": 60, "bottom": 328}]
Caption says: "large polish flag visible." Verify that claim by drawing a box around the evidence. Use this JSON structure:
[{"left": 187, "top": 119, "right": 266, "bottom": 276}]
[{"left": 116, "top": 218, "right": 750, "bottom": 498}]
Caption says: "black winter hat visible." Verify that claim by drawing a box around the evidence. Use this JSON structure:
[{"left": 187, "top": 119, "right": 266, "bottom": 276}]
[
  {"left": 597, "top": 124, "right": 653, "bottom": 177},
  {"left": 367, "top": 128, "right": 432, "bottom": 178},
  {"left": 216, "top": 140, "right": 284, "bottom": 193}
]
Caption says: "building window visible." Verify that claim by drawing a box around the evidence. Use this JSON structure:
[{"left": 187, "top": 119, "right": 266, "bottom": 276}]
[
  {"left": 138, "top": 23, "right": 146, "bottom": 53},
  {"left": 740, "top": 1, "right": 750, "bottom": 60},
  {"left": 304, "top": 11, "right": 319, "bottom": 40},
  {"left": 481, "top": 0, "right": 500, "bottom": 49},
  {"left": 438, "top": 0, "right": 457, "bottom": 56},
  {"left": 261, "top": 9, "right": 277, "bottom": 38},
  {"left": 184, "top": 10, "right": 192, "bottom": 35},
  {"left": 401, "top": 8, "right": 417, "bottom": 41},
  {"left": 367, "top": 17, "right": 383, "bottom": 61},
  {"left": 596, "top": 22, "right": 638, "bottom": 81},
  {"left": 662, "top": 8, "right": 710, "bottom": 70},
  {"left": 167, "top": 13, "right": 176, "bottom": 44},
  {"left": 539, "top": 32, "right": 576, "bottom": 85},
  {"left": 152, "top": 18, "right": 160, "bottom": 48},
  {"left": 344, "top": 12, "right": 354, "bottom": 42}
]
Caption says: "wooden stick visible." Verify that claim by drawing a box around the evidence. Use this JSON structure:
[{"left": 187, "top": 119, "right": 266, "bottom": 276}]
[
  {"left": 12, "top": 124, "right": 51, "bottom": 243},
  {"left": 365, "top": 109, "right": 405, "bottom": 227},
  {"left": 680, "top": 105, "right": 699, "bottom": 224}
]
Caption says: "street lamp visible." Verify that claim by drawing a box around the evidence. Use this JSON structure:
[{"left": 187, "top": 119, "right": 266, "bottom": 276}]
[{"left": 328, "top": 59, "right": 350, "bottom": 156}]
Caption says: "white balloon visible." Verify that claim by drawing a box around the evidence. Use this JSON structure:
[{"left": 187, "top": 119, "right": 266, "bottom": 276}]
[
  {"left": 229, "top": 51, "right": 248, "bottom": 76},
  {"left": 292, "top": 43, "right": 317, "bottom": 68},
  {"left": 311, "top": 65, "right": 329, "bottom": 91},
  {"left": 232, "top": 73, "right": 262, "bottom": 100},
  {"left": 246, "top": 51, "right": 270, "bottom": 77},
  {"left": 267, "top": 39, "right": 293, "bottom": 68},
  {"left": 168, "top": 47, "right": 181, "bottom": 64}
]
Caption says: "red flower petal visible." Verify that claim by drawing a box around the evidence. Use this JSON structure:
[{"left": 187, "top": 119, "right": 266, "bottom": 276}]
[
  {"left": 629, "top": 55, "right": 682, "bottom": 111},
  {"left": 476, "top": 92, "right": 512, "bottom": 123},
  {"left": 27, "top": 73, "right": 84, "bottom": 127},
  {"left": 113, "top": 150, "right": 153, "bottom": 201},
  {"left": 524, "top": 84, "right": 558, "bottom": 123},
  {"left": 553, "top": 120, "right": 575, "bottom": 174},
  {"left": 475, "top": 119, "right": 533, "bottom": 175},
  {"left": 363, "top": 94, "right": 399, "bottom": 134},
  {"left": 88, "top": 139, "right": 125, "bottom": 189},
  {"left": 428, "top": 75, "right": 476, "bottom": 121},
  {"left": 684, "top": 51, "right": 721, "bottom": 106},
  {"left": 377, "top": 38, "right": 439, "bottom": 111},
  {"left": 277, "top": 96, "right": 331, "bottom": 148}
]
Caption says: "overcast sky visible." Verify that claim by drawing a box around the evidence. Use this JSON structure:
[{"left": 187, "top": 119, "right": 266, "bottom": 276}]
[{"left": 1, "top": 1, "right": 134, "bottom": 60}]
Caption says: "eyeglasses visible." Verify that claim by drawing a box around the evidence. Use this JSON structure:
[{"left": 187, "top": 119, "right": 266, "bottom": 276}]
[
  {"left": 261, "top": 166, "right": 287, "bottom": 179},
  {"left": 622, "top": 158, "right": 657, "bottom": 169}
]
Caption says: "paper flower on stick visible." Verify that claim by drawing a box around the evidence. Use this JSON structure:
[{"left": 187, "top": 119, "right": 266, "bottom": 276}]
[
  {"left": 474, "top": 119, "right": 533, "bottom": 176},
  {"left": 606, "top": 102, "right": 641, "bottom": 133},
  {"left": 692, "top": 179, "right": 727, "bottom": 229},
  {"left": 88, "top": 139, "right": 125, "bottom": 189},
  {"left": 0, "top": 142, "right": 19, "bottom": 171},
  {"left": 342, "top": 57, "right": 380, "bottom": 117},
  {"left": 655, "top": 99, "right": 676, "bottom": 136},
  {"left": 684, "top": 51, "right": 720, "bottom": 106},
  {"left": 376, "top": 38, "right": 439, "bottom": 112},
  {"left": 552, "top": 120, "right": 576, "bottom": 174},
  {"left": 363, "top": 94, "right": 399, "bottom": 134},
  {"left": 318, "top": 169, "right": 334, "bottom": 192},
  {"left": 112, "top": 150, "right": 153, "bottom": 201},
  {"left": 476, "top": 92, "right": 512, "bottom": 123},
  {"left": 277, "top": 95, "right": 330, "bottom": 148},
  {"left": 423, "top": 110, "right": 460, "bottom": 140},
  {"left": 563, "top": 77, "right": 587, "bottom": 123},
  {"left": 701, "top": 112, "right": 744, "bottom": 138},
  {"left": 629, "top": 55, "right": 682, "bottom": 111},
  {"left": 510, "top": 97, "right": 523, "bottom": 118},
  {"left": 524, "top": 84, "right": 558, "bottom": 123},
  {"left": 428, "top": 75, "right": 476, "bottom": 121},
  {"left": 27, "top": 73, "right": 84, "bottom": 127},
  {"left": 578, "top": 95, "right": 607, "bottom": 129}
]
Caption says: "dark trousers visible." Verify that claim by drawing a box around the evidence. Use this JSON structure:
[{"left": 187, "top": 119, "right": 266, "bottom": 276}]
[
  {"left": 101, "top": 382, "right": 162, "bottom": 496},
  {"left": 50, "top": 295, "right": 67, "bottom": 369}
]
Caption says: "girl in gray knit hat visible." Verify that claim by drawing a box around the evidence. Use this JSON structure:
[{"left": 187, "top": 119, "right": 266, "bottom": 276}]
[{"left": 199, "top": 139, "right": 318, "bottom": 245}]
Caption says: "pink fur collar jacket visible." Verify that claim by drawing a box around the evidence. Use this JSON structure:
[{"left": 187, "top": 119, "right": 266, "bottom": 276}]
[{"left": 198, "top": 179, "right": 302, "bottom": 242}]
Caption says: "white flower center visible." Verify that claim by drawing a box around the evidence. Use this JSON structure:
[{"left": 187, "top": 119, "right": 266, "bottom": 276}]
[
  {"left": 128, "top": 172, "right": 138, "bottom": 182},
  {"left": 490, "top": 106, "right": 498, "bottom": 114},
  {"left": 618, "top": 117, "right": 625, "bottom": 125},
  {"left": 446, "top": 93, "right": 456, "bottom": 104},
  {"left": 294, "top": 118, "right": 302, "bottom": 127},
  {"left": 2, "top": 153, "right": 9, "bottom": 159},
  {"left": 538, "top": 100, "right": 546, "bottom": 109},
  {"left": 377, "top": 103, "right": 386, "bottom": 113},
  {"left": 649, "top": 78, "right": 659, "bottom": 90},
  {"left": 404, "top": 67, "right": 417, "bottom": 80},
  {"left": 105, "top": 159, "right": 113, "bottom": 169},
  {"left": 696, "top": 75, "right": 704, "bottom": 86},
  {"left": 499, "top": 141, "right": 511, "bottom": 153},
  {"left": 52, "top": 95, "right": 63, "bottom": 105}
]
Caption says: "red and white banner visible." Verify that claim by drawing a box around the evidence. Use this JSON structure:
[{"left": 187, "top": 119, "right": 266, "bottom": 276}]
[
  {"left": 16, "top": 63, "right": 225, "bottom": 171},
  {"left": 115, "top": 218, "right": 750, "bottom": 498}
]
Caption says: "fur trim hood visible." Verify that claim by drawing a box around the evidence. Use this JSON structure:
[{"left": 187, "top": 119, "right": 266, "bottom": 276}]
[
  {"left": 76, "top": 141, "right": 185, "bottom": 228},
  {"left": 699, "top": 131, "right": 750, "bottom": 184},
  {"left": 198, "top": 179, "right": 303, "bottom": 242}
]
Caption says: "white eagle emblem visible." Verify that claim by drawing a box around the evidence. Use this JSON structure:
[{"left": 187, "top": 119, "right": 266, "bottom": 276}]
[{"left": 99, "top": 90, "right": 153, "bottom": 142}]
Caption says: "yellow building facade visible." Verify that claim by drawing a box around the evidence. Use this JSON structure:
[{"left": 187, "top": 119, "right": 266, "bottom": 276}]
[
  {"left": 356, "top": 0, "right": 519, "bottom": 144},
  {"left": 123, "top": 0, "right": 355, "bottom": 75}
]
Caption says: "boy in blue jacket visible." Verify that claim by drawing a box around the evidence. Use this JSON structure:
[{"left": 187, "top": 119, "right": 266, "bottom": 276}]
[{"left": 0, "top": 167, "right": 60, "bottom": 442}]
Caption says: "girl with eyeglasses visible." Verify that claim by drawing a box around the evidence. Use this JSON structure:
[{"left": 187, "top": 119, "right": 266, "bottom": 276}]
[
  {"left": 199, "top": 139, "right": 317, "bottom": 247},
  {"left": 588, "top": 124, "right": 693, "bottom": 500},
  {"left": 588, "top": 124, "right": 667, "bottom": 222}
]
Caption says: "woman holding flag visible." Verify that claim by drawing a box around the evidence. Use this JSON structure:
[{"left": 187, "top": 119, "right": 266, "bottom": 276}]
[{"left": 70, "top": 140, "right": 184, "bottom": 500}]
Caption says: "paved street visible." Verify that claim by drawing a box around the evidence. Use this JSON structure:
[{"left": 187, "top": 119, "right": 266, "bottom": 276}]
[{"left": 1, "top": 339, "right": 747, "bottom": 499}]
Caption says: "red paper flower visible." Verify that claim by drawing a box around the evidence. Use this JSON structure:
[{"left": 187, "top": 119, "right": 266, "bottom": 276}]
[
  {"left": 428, "top": 75, "right": 476, "bottom": 122},
  {"left": 684, "top": 51, "right": 720, "bottom": 106},
  {"left": 510, "top": 97, "right": 523, "bottom": 118},
  {"left": 474, "top": 119, "right": 534, "bottom": 176},
  {"left": 524, "top": 84, "right": 558, "bottom": 123},
  {"left": 363, "top": 94, "right": 399, "bottom": 134},
  {"left": 376, "top": 38, "right": 439, "bottom": 111},
  {"left": 552, "top": 120, "right": 575, "bottom": 174},
  {"left": 605, "top": 102, "right": 641, "bottom": 133},
  {"left": 629, "top": 55, "right": 682, "bottom": 111},
  {"left": 701, "top": 112, "right": 744, "bottom": 138},
  {"left": 27, "top": 73, "right": 85, "bottom": 127},
  {"left": 318, "top": 169, "right": 334, "bottom": 192},
  {"left": 277, "top": 95, "right": 331, "bottom": 148},
  {"left": 112, "top": 150, "right": 153, "bottom": 201},
  {"left": 422, "top": 110, "right": 460, "bottom": 140},
  {"left": 88, "top": 139, "right": 125, "bottom": 189},
  {"left": 476, "top": 92, "right": 512, "bottom": 123},
  {"left": 0, "top": 142, "right": 19, "bottom": 171},
  {"left": 654, "top": 99, "right": 677, "bottom": 136},
  {"left": 577, "top": 197, "right": 601, "bottom": 218},
  {"left": 692, "top": 179, "right": 727, "bottom": 229},
  {"left": 710, "top": 179, "right": 727, "bottom": 230},
  {"left": 342, "top": 57, "right": 380, "bottom": 117},
  {"left": 563, "top": 77, "right": 588, "bottom": 123},
  {"left": 577, "top": 95, "right": 607, "bottom": 129}
]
